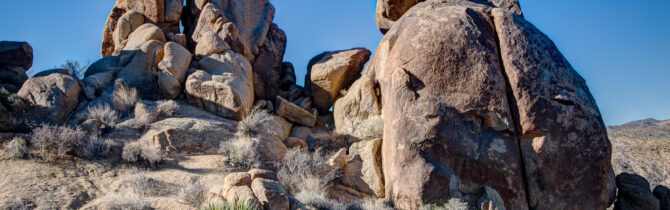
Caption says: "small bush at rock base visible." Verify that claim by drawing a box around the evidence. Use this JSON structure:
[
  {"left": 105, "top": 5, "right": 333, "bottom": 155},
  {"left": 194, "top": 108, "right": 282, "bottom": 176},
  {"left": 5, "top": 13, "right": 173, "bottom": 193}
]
[
  {"left": 217, "top": 136, "right": 260, "bottom": 169},
  {"left": 98, "top": 193, "right": 150, "bottom": 210},
  {"left": 421, "top": 198, "right": 470, "bottom": 210},
  {"left": 4, "top": 137, "right": 28, "bottom": 159},
  {"left": 86, "top": 104, "right": 119, "bottom": 127},
  {"left": 200, "top": 201, "right": 259, "bottom": 210},
  {"left": 237, "top": 107, "right": 278, "bottom": 137},
  {"left": 178, "top": 182, "right": 209, "bottom": 207},
  {"left": 276, "top": 148, "right": 337, "bottom": 195},
  {"left": 122, "top": 140, "right": 165, "bottom": 166},
  {"left": 112, "top": 83, "right": 138, "bottom": 112},
  {"left": 157, "top": 100, "right": 179, "bottom": 117},
  {"left": 30, "top": 124, "right": 91, "bottom": 160}
]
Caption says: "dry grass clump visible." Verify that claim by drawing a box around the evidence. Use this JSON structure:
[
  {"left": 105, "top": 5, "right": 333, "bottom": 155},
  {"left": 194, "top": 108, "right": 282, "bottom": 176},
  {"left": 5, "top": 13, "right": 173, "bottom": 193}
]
[
  {"left": 237, "top": 107, "right": 279, "bottom": 138},
  {"left": 217, "top": 136, "right": 260, "bottom": 169},
  {"left": 122, "top": 140, "right": 164, "bottom": 166},
  {"left": 117, "top": 173, "right": 168, "bottom": 197},
  {"left": 200, "top": 200, "right": 260, "bottom": 210},
  {"left": 420, "top": 198, "right": 469, "bottom": 210},
  {"left": 31, "top": 124, "right": 91, "bottom": 160},
  {"left": 276, "top": 148, "right": 337, "bottom": 195},
  {"left": 4, "top": 137, "right": 28, "bottom": 159},
  {"left": 97, "top": 193, "right": 150, "bottom": 210},
  {"left": 178, "top": 182, "right": 208, "bottom": 207},
  {"left": 112, "top": 84, "right": 138, "bottom": 112},
  {"left": 86, "top": 104, "right": 120, "bottom": 128}
]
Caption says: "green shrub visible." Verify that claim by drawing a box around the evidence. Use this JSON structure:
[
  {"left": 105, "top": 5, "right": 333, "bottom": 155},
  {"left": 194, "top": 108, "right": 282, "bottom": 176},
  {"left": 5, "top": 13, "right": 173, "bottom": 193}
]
[{"left": 200, "top": 201, "right": 259, "bottom": 210}]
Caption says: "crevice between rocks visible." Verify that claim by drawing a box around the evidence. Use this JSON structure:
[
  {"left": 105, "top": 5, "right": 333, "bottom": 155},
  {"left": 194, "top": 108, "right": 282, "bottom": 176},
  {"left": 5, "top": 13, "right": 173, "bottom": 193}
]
[{"left": 489, "top": 12, "right": 533, "bottom": 209}]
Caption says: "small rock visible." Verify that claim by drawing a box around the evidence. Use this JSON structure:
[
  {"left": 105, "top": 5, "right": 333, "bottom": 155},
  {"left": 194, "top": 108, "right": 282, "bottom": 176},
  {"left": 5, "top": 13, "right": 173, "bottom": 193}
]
[
  {"left": 327, "top": 148, "right": 347, "bottom": 170},
  {"left": 276, "top": 96, "right": 317, "bottom": 127},
  {"left": 614, "top": 173, "right": 660, "bottom": 210},
  {"left": 248, "top": 169, "right": 278, "bottom": 181},
  {"left": 251, "top": 178, "right": 290, "bottom": 210},
  {"left": 284, "top": 137, "right": 308, "bottom": 150}
]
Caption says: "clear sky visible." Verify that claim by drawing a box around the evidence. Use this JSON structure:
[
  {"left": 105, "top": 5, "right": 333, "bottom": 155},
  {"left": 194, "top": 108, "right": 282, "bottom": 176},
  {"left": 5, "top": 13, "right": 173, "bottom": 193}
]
[{"left": 0, "top": 1, "right": 668, "bottom": 126}]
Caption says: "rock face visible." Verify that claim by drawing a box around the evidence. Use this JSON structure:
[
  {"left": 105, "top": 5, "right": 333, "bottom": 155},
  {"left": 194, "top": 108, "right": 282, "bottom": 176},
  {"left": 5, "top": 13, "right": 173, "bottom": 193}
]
[
  {"left": 143, "top": 117, "right": 236, "bottom": 154},
  {"left": 492, "top": 8, "right": 613, "bottom": 209},
  {"left": 343, "top": 139, "right": 384, "bottom": 198},
  {"left": 185, "top": 50, "right": 254, "bottom": 120},
  {"left": 116, "top": 39, "right": 164, "bottom": 99},
  {"left": 614, "top": 173, "right": 660, "bottom": 210},
  {"left": 275, "top": 96, "right": 317, "bottom": 127},
  {"left": 375, "top": 0, "right": 522, "bottom": 34},
  {"left": 101, "top": 0, "right": 183, "bottom": 57},
  {"left": 0, "top": 41, "right": 32, "bottom": 93},
  {"left": 18, "top": 73, "right": 81, "bottom": 123},
  {"left": 372, "top": 3, "right": 527, "bottom": 209},
  {"left": 252, "top": 23, "right": 287, "bottom": 100},
  {"left": 333, "top": 75, "right": 381, "bottom": 138},
  {"left": 251, "top": 178, "right": 289, "bottom": 210},
  {"left": 306, "top": 48, "right": 371, "bottom": 113},
  {"left": 157, "top": 42, "right": 192, "bottom": 99},
  {"left": 367, "top": 1, "right": 613, "bottom": 209}
]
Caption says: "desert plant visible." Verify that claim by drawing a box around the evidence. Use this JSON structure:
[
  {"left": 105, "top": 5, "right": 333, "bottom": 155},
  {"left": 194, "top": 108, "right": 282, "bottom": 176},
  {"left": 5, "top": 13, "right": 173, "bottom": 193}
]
[
  {"left": 421, "top": 198, "right": 470, "bottom": 210},
  {"left": 237, "top": 107, "right": 278, "bottom": 137},
  {"left": 178, "top": 182, "right": 209, "bottom": 207},
  {"left": 122, "top": 140, "right": 164, "bottom": 166},
  {"left": 98, "top": 193, "right": 150, "bottom": 210},
  {"left": 30, "top": 124, "right": 91, "bottom": 160},
  {"left": 157, "top": 100, "right": 179, "bottom": 117},
  {"left": 86, "top": 104, "right": 120, "bottom": 128},
  {"left": 60, "top": 59, "right": 90, "bottom": 79},
  {"left": 118, "top": 173, "right": 168, "bottom": 197},
  {"left": 112, "top": 84, "right": 138, "bottom": 112},
  {"left": 5, "top": 137, "right": 28, "bottom": 159},
  {"left": 0, "top": 87, "right": 28, "bottom": 132},
  {"left": 276, "top": 148, "right": 337, "bottom": 195},
  {"left": 200, "top": 201, "right": 259, "bottom": 210},
  {"left": 217, "top": 136, "right": 260, "bottom": 169},
  {"left": 80, "top": 137, "right": 114, "bottom": 159}
]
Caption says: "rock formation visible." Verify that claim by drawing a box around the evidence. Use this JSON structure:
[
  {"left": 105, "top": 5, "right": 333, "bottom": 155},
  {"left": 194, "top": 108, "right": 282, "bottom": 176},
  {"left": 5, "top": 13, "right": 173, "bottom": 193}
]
[{"left": 0, "top": 41, "right": 32, "bottom": 93}]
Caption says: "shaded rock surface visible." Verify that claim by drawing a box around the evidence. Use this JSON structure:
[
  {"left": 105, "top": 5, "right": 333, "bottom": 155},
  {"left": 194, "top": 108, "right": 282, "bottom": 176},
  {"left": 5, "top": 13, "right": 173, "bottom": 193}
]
[
  {"left": 614, "top": 173, "right": 660, "bottom": 210},
  {"left": 0, "top": 41, "right": 32, "bottom": 93},
  {"left": 306, "top": 48, "right": 371, "bottom": 113},
  {"left": 18, "top": 73, "right": 81, "bottom": 123}
]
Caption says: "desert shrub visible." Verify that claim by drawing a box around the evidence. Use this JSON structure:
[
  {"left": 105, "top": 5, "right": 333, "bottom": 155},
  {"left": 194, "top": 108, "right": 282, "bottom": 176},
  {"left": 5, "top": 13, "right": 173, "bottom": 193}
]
[
  {"left": 237, "top": 107, "right": 278, "bottom": 137},
  {"left": 276, "top": 148, "right": 337, "bottom": 195},
  {"left": 352, "top": 115, "right": 384, "bottom": 140},
  {"left": 112, "top": 84, "right": 138, "bottom": 112},
  {"left": 5, "top": 137, "right": 28, "bottom": 159},
  {"left": 98, "top": 193, "right": 150, "bottom": 210},
  {"left": 122, "top": 140, "right": 164, "bottom": 166},
  {"left": 30, "top": 124, "right": 92, "bottom": 160},
  {"left": 200, "top": 201, "right": 259, "bottom": 210},
  {"left": 117, "top": 173, "right": 168, "bottom": 197},
  {"left": 178, "top": 182, "right": 208, "bottom": 207},
  {"left": 60, "top": 59, "right": 90, "bottom": 79},
  {"left": 0, "top": 87, "right": 28, "bottom": 131},
  {"left": 293, "top": 191, "right": 349, "bottom": 210},
  {"left": 80, "top": 137, "right": 114, "bottom": 159},
  {"left": 357, "top": 199, "right": 394, "bottom": 210},
  {"left": 86, "top": 104, "right": 119, "bottom": 127},
  {"left": 421, "top": 198, "right": 469, "bottom": 210},
  {"left": 157, "top": 100, "right": 179, "bottom": 117},
  {"left": 217, "top": 136, "right": 260, "bottom": 169}
]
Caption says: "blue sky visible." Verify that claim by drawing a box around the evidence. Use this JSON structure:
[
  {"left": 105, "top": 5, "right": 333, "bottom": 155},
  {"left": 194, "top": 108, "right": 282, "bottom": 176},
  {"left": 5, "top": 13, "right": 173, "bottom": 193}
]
[{"left": 0, "top": 0, "right": 668, "bottom": 125}]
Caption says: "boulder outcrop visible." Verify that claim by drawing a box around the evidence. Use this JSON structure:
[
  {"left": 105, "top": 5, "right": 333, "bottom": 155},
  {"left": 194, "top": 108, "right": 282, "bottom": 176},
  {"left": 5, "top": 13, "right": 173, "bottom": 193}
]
[
  {"left": 18, "top": 73, "right": 81, "bottom": 123},
  {"left": 306, "top": 48, "right": 371, "bottom": 113},
  {"left": 333, "top": 75, "right": 381, "bottom": 139},
  {"left": 614, "top": 173, "right": 660, "bottom": 210},
  {"left": 0, "top": 41, "right": 32, "bottom": 93}
]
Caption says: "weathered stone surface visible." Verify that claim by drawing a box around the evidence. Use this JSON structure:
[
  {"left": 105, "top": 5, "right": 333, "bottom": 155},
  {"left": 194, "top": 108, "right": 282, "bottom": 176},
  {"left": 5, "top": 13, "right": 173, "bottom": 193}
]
[
  {"left": 375, "top": 0, "right": 420, "bottom": 34},
  {"left": 374, "top": 0, "right": 522, "bottom": 34},
  {"left": 195, "top": 31, "right": 231, "bottom": 58},
  {"left": 253, "top": 136, "right": 289, "bottom": 162},
  {"left": 0, "top": 66, "right": 28, "bottom": 93},
  {"left": 492, "top": 8, "right": 612, "bottom": 209},
  {"left": 251, "top": 178, "right": 289, "bottom": 210},
  {"left": 327, "top": 148, "right": 347, "bottom": 170},
  {"left": 142, "top": 116, "right": 236, "bottom": 154},
  {"left": 157, "top": 42, "right": 192, "bottom": 99},
  {"left": 654, "top": 185, "right": 670, "bottom": 210},
  {"left": 224, "top": 172, "right": 252, "bottom": 188},
  {"left": 252, "top": 23, "right": 287, "bottom": 100},
  {"left": 276, "top": 96, "right": 317, "bottom": 127},
  {"left": 279, "top": 62, "right": 296, "bottom": 90},
  {"left": 185, "top": 50, "right": 254, "bottom": 120},
  {"left": 333, "top": 75, "right": 381, "bottom": 139},
  {"left": 224, "top": 185, "right": 259, "bottom": 205},
  {"left": 85, "top": 55, "right": 121, "bottom": 78},
  {"left": 306, "top": 132, "right": 347, "bottom": 151},
  {"left": 373, "top": 4, "right": 527, "bottom": 209},
  {"left": 248, "top": 169, "right": 277, "bottom": 181},
  {"left": 343, "top": 139, "right": 384, "bottom": 198},
  {"left": 0, "top": 41, "right": 33, "bottom": 70},
  {"left": 18, "top": 73, "right": 81, "bottom": 123},
  {"left": 284, "top": 137, "right": 308, "bottom": 150},
  {"left": 614, "top": 173, "right": 660, "bottom": 210},
  {"left": 116, "top": 40, "right": 164, "bottom": 100},
  {"left": 101, "top": 0, "right": 183, "bottom": 57},
  {"left": 306, "top": 48, "right": 371, "bottom": 113},
  {"left": 112, "top": 11, "right": 145, "bottom": 55},
  {"left": 123, "top": 23, "right": 167, "bottom": 52}
]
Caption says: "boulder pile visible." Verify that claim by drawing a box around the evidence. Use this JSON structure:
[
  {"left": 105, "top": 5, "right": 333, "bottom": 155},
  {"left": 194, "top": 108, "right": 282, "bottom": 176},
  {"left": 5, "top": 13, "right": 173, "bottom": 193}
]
[{"left": 2, "top": 0, "right": 666, "bottom": 209}]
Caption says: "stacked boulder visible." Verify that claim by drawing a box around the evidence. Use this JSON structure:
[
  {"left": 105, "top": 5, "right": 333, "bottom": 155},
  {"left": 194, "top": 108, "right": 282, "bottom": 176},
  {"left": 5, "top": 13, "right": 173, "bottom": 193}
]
[
  {"left": 208, "top": 169, "right": 290, "bottom": 210},
  {"left": 0, "top": 41, "right": 32, "bottom": 93},
  {"left": 362, "top": 0, "right": 613, "bottom": 209}
]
